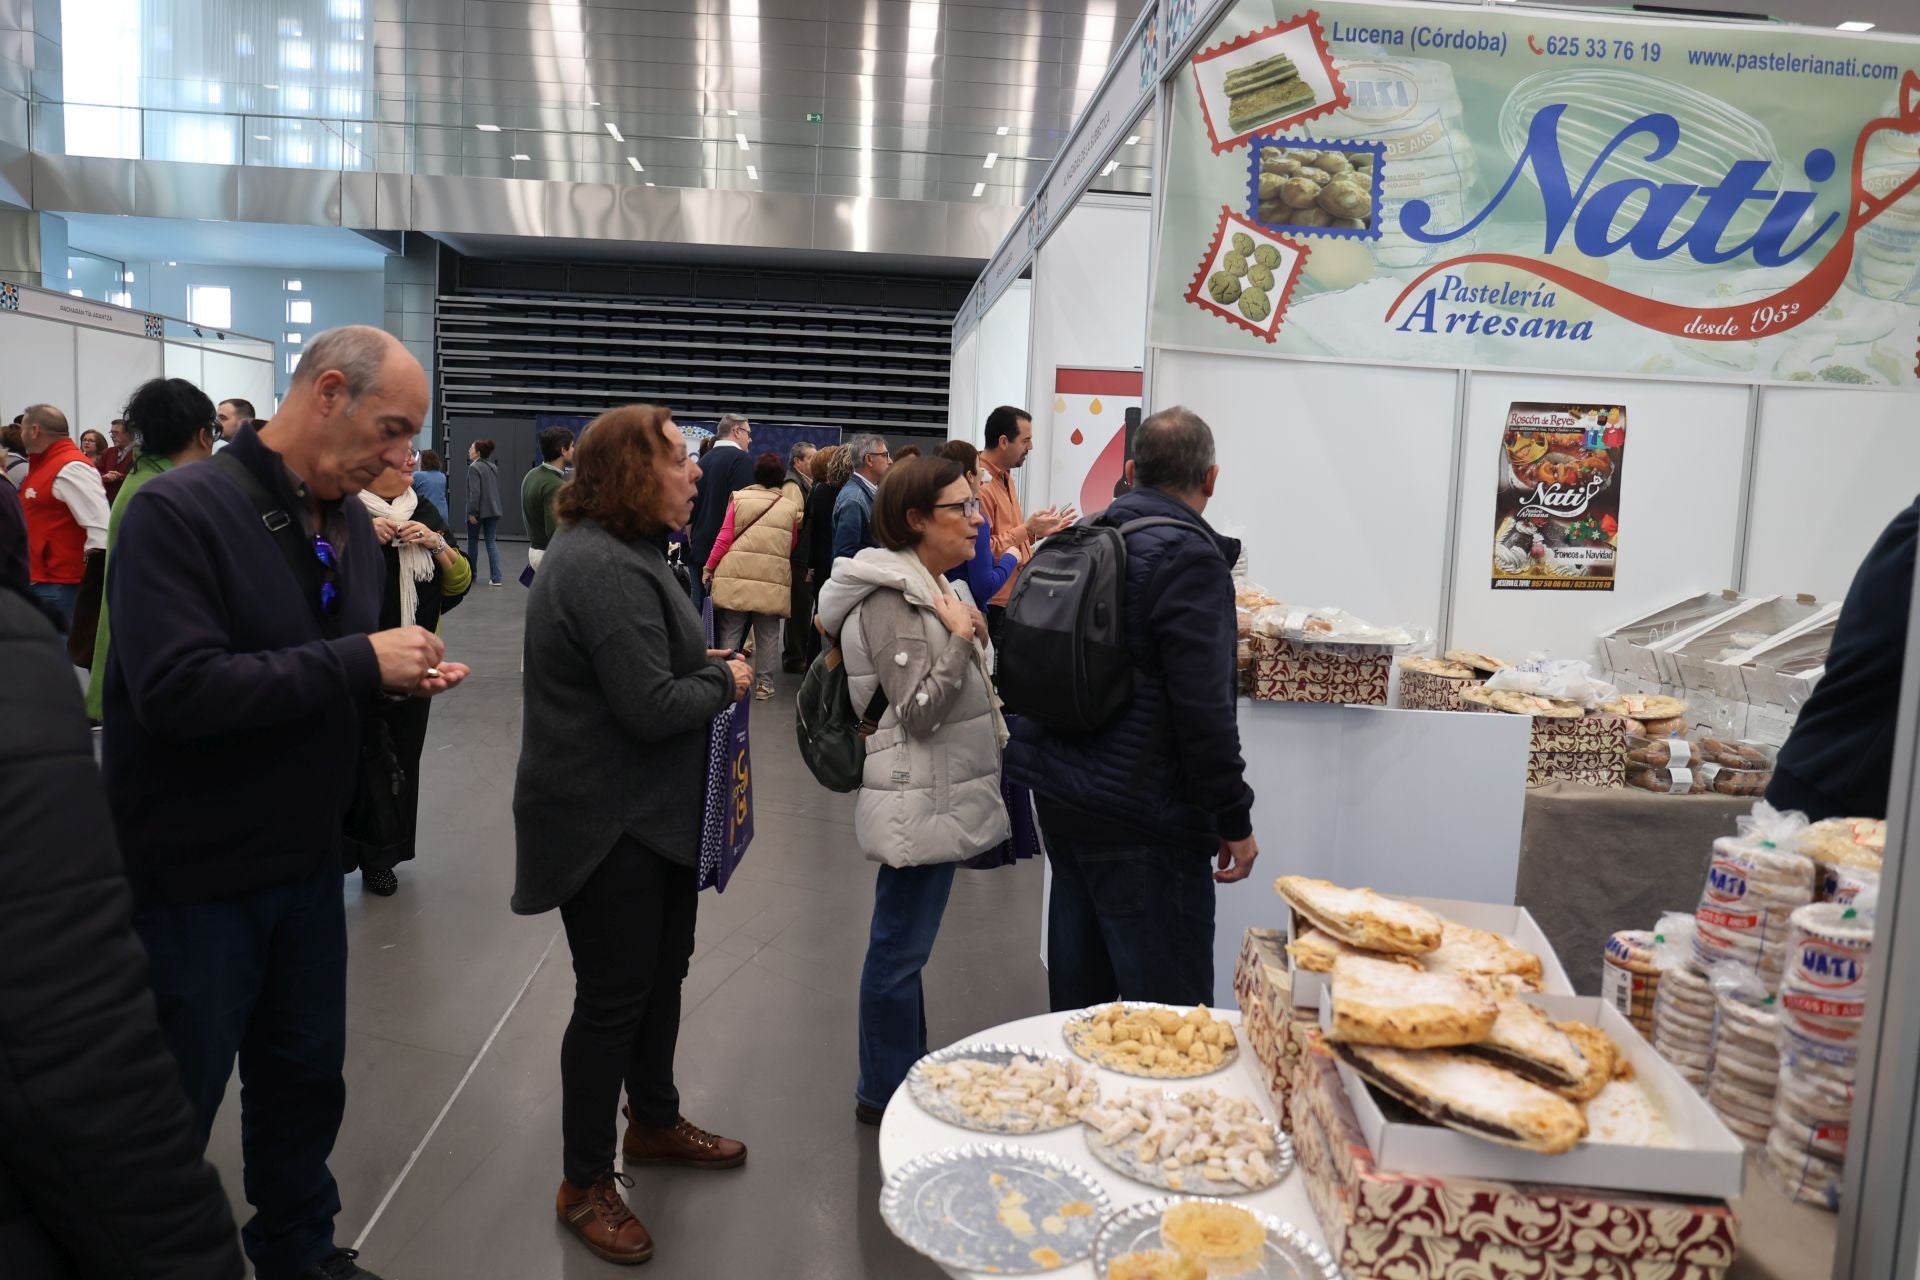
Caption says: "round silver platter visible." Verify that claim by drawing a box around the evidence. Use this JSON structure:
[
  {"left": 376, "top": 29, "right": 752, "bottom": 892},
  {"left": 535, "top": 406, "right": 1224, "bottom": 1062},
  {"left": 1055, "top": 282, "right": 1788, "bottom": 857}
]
[
  {"left": 1082, "top": 1090, "right": 1292, "bottom": 1197},
  {"left": 1061, "top": 1001, "right": 1241, "bottom": 1079},
  {"left": 906, "top": 1042, "right": 1100, "bottom": 1135},
  {"left": 1092, "top": 1195, "right": 1343, "bottom": 1280},
  {"left": 879, "top": 1142, "right": 1113, "bottom": 1274}
]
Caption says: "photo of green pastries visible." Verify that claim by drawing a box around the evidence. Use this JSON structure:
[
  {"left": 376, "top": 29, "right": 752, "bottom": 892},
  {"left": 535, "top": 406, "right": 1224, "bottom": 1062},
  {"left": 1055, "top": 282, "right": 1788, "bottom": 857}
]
[
  {"left": 1224, "top": 53, "right": 1317, "bottom": 134},
  {"left": 1255, "top": 146, "right": 1378, "bottom": 234}
]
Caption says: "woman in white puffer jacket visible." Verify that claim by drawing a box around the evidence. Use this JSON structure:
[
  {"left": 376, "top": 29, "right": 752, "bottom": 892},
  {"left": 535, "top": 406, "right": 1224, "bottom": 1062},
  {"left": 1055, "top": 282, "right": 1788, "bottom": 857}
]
[{"left": 814, "top": 455, "right": 1011, "bottom": 1123}]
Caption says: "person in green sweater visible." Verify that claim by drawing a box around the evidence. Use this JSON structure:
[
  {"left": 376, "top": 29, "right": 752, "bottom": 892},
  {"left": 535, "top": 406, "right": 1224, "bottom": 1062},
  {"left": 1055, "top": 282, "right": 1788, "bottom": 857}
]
[
  {"left": 521, "top": 426, "right": 575, "bottom": 572},
  {"left": 85, "top": 378, "right": 218, "bottom": 721}
]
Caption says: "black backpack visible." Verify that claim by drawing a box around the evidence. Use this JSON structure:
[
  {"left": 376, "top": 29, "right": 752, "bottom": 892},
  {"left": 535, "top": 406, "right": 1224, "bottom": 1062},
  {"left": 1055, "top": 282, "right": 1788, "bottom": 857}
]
[
  {"left": 997, "top": 514, "right": 1213, "bottom": 734},
  {"left": 794, "top": 646, "right": 890, "bottom": 792}
]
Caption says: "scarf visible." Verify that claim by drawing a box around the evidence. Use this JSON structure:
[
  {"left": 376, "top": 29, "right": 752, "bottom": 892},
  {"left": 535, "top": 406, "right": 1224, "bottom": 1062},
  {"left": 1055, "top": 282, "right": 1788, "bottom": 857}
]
[
  {"left": 358, "top": 487, "right": 434, "bottom": 627},
  {"left": 896, "top": 549, "right": 1009, "bottom": 750}
]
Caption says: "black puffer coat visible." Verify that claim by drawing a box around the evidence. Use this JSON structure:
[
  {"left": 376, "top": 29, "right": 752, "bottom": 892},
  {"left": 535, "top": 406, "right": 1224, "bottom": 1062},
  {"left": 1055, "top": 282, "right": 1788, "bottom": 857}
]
[{"left": 0, "top": 582, "right": 244, "bottom": 1279}]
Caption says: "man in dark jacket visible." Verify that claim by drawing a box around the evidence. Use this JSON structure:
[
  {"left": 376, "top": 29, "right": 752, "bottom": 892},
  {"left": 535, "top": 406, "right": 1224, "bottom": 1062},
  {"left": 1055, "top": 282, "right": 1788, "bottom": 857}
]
[
  {"left": 103, "top": 326, "right": 469, "bottom": 1280},
  {"left": 1007, "top": 407, "right": 1259, "bottom": 1011},
  {"left": 1769, "top": 495, "right": 1919, "bottom": 821},
  {"left": 0, "top": 574, "right": 245, "bottom": 1280},
  {"left": 687, "top": 415, "right": 755, "bottom": 607},
  {"left": 782, "top": 441, "right": 816, "bottom": 671}
]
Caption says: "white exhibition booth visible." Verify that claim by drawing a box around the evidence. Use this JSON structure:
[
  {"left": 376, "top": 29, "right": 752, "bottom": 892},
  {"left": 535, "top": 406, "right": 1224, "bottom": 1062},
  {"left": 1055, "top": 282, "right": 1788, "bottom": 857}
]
[{"left": 0, "top": 282, "right": 274, "bottom": 432}]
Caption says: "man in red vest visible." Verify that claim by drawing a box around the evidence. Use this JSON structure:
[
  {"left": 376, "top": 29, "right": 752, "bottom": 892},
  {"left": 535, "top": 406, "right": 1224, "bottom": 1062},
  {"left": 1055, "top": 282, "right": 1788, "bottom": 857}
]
[{"left": 19, "top": 404, "right": 108, "bottom": 633}]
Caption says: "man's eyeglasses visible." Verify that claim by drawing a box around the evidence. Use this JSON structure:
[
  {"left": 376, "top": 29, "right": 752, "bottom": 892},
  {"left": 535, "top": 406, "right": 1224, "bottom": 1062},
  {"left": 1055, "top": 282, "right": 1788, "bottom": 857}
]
[
  {"left": 313, "top": 535, "right": 340, "bottom": 617},
  {"left": 932, "top": 498, "right": 982, "bottom": 518}
]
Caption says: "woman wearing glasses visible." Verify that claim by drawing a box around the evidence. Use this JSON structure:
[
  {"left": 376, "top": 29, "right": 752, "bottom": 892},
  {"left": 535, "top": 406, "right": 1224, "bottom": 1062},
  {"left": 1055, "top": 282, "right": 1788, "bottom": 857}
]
[
  {"left": 355, "top": 446, "right": 472, "bottom": 895},
  {"left": 815, "top": 456, "right": 1011, "bottom": 1123},
  {"left": 514, "top": 404, "right": 753, "bottom": 1265}
]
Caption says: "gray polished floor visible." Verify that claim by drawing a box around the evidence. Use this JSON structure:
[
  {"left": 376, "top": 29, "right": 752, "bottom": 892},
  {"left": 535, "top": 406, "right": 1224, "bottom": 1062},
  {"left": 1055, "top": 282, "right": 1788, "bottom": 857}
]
[{"left": 203, "top": 543, "right": 1047, "bottom": 1278}]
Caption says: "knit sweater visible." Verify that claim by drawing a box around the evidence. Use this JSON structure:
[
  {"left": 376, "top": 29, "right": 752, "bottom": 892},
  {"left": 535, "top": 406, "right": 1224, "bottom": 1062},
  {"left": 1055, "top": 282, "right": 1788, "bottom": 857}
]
[
  {"left": 521, "top": 463, "right": 564, "bottom": 550},
  {"left": 512, "top": 518, "right": 736, "bottom": 912}
]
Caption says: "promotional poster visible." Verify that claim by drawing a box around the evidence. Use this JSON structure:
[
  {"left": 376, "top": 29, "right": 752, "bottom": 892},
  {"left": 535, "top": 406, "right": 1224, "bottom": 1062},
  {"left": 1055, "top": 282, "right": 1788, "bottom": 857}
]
[
  {"left": 1151, "top": 0, "right": 1920, "bottom": 386},
  {"left": 1491, "top": 402, "right": 1626, "bottom": 590},
  {"left": 1048, "top": 368, "right": 1146, "bottom": 517}
]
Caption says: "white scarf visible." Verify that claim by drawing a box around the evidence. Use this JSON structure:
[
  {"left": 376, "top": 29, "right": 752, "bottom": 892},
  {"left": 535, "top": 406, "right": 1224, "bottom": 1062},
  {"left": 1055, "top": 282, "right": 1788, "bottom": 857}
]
[{"left": 358, "top": 487, "right": 434, "bottom": 626}]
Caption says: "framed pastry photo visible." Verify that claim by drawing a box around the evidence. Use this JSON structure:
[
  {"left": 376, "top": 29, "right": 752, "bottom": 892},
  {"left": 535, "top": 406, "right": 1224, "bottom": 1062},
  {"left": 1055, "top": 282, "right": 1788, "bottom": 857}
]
[
  {"left": 1186, "top": 206, "right": 1309, "bottom": 344},
  {"left": 1190, "top": 11, "right": 1346, "bottom": 154},
  {"left": 1249, "top": 137, "right": 1384, "bottom": 240}
]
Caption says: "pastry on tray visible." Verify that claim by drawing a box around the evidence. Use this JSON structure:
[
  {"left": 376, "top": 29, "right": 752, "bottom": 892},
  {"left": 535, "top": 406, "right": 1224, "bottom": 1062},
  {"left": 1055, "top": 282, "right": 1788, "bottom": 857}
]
[
  {"left": 1444, "top": 649, "right": 1507, "bottom": 674},
  {"left": 1106, "top": 1251, "right": 1205, "bottom": 1280},
  {"left": 1418, "top": 921, "right": 1545, "bottom": 992},
  {"left": 1488, "top": 690, "right": 1585, "bottom": 718},
  {"left": 1331, "top": 1043, "right": 1589, "bottom": 1154},
  {"left": 1329, "top": 954, "right": 1498, "bottom": 1049},
  {"left": 1158, "top": 1201, "right": 1266, "bottom": 1276},
  {"left": 1400, "top": 656, "right": 1476, "bottom": 679},
  {"left": 1554, "top": 1020, "right": 1625, "bottom": 1103},
  {"left": 1601, "top": 693, "right": 1689, "bottom": 721},
  {"left": 1287, "top": 926, "right": 1419, "bottom": 975},
  {"left": 1274, "top": 876, "right": 1443, "bottom": 955},
  {"left": 1462, "top": 999, "right": 1588, "bottom": 1090}
]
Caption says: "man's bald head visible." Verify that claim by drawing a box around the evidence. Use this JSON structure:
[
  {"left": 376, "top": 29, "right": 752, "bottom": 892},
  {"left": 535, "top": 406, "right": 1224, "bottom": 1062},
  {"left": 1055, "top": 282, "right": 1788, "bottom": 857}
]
[
  {"left": 265, "top": 325, "right": 427, "bottom": 500},
  {"left": 20, "top": 404, "right": 71, "bottom": 454}
]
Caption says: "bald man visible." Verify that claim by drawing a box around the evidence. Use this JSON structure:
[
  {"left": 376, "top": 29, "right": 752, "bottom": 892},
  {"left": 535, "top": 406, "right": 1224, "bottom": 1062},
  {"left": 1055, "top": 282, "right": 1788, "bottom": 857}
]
[
  {"left": 18, "top": 403, "right": 108, "bottom": 633},
  {"left": 102, "top": 326, "right": 467, "bottom": 1280}
]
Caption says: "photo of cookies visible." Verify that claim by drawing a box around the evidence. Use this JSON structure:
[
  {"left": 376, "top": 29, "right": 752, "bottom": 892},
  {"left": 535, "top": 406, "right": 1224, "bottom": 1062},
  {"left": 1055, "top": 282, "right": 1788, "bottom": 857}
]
[
  {"left": 1185, "top": 207, "right": 1307, "bottom": 345},
  {"left": 1251, "top": 138, "right": 1384, "bottom": 238},
  {"left": 1190, "top": 14, "right": 1345, "bottom": 152}
]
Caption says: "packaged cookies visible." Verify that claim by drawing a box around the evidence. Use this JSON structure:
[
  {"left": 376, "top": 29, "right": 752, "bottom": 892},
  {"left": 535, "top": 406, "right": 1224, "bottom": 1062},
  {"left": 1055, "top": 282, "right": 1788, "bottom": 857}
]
[
  {"left": 1706, "top": 972, "right": 1781, "bottom": 1148},
  {"left": 1693, "top": 804, "right": 1817, "bottom": 985},
  {"left": 1601, "top": 929, "right": 1660, "bottom": 1037}
]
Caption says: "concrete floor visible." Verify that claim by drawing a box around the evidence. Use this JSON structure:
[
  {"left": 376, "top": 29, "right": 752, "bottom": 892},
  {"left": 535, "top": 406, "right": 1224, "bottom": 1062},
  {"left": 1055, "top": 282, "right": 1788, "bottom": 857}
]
[{"left": 203, "top": 541, "right": 1049, "bottom": 1278}]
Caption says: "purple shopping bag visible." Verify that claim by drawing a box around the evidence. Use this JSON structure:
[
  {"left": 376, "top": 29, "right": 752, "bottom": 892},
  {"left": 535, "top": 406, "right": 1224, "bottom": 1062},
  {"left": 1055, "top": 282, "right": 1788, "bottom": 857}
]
[{"left": 697, "top": 690, "right": 753, "bottom": 892}]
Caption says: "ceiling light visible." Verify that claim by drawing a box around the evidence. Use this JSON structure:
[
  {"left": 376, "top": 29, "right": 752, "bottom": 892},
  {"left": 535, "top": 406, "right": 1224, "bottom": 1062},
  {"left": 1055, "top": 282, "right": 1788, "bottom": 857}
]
[
  {"left": 747, "top": 164, "right": 759, "bottom": 179},
  {"left": 510, "top": 153, "right": 530, "bottom": 160},
  {"left": 1126, "top": 134, "right": 1141, "bottom": 146},
  {"left": 605, "top": 122, "right": 624, "bottom": 142},
  {"left": 726, "top": 108, "right": 738, "bottom": 116},
  {"left": 254, "top": 134, "right": 271, "bottom": 141},
  {"left": 644, "top": 182, "right": 655, "bottom": 187},
  {"left": 972, "top": 181, "right": 986, "bottom": 197},
  {"left": 982, "top": 152, "right": 998, "bottom": 169},
  {"left": 1837, "top": 19, "right": 1874, "bottom": 29},
  {"left": 263, "top": 82, "right": 279, "bottom": 89},
  {"left": 736, "top": 132, "right": 750, "bottom": 150},
  {"left": 588, "top": 99, "right": 600, "bottom": 106},
  {"left": 1100, "top": 159, "right": 1119, "bottom": 177},
  {"left": 995, "top": 125, "right": 1009, "bottom": 135},
  {"left": 477, "top": 123, "right": 501, "bottom": 132},
  {"left": 626, "top": 156, "right": 643, "bottom": 171}
]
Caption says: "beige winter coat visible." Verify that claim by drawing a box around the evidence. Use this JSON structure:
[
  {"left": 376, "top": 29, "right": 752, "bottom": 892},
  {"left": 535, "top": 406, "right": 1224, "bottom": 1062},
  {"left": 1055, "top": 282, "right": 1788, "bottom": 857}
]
[
  {"left": 710, "top": 485, "right": 801, "bottom": 617},
  {"left": 816, "top": 548, "right": 1011, "bottom": 868}
]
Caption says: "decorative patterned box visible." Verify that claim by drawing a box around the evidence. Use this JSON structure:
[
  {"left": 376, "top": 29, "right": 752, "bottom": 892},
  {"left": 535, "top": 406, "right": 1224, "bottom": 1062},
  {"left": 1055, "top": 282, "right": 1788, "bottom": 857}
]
[
  {"left": 1459, "top": 706, "right": 1630, "bottom": 789},
  {"left": 1398, "top": 667, "right": 1485, "bottom": 712},
  {"left": 1529, "top": 750, "right": 1626, "bottom": 788},
  {"left": 1234, "top": 929, "right": 1308, "bottom": 1129},
  {"left": 1291, "top": 1053, "right": 1740, "bottom": 1274},
  {"left": 1250, "top": 634, "right": 1392, "bottom": 705}
]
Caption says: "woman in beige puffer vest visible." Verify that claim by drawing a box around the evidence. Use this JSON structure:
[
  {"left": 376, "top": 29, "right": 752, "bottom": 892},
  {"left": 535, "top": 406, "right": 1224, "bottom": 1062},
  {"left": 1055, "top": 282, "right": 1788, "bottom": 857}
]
[{"left": 703, "top": 452, "right": 802, "bottom": 699}]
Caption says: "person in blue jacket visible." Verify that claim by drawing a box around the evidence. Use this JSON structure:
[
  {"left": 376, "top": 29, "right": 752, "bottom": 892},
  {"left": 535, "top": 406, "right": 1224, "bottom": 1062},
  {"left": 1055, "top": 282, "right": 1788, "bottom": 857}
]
[
  {"left": 937, "top": 439, "right": 1021, "bottom": 604},
  {"left": 409, "top": 447, "right": 450, "bottom": 521},
  {"left": 831, "top": 433, "right": 893, "bottom": 567}
]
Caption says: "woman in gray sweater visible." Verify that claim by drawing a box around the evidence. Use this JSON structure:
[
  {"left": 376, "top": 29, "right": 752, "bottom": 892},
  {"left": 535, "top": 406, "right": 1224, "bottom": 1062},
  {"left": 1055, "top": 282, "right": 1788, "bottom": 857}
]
[
  {"left": 512, "top": 404, "right": 753, "bottom": 1266},
  {"left": 463, "top": 438, "right": 504, "bottom": 586}
]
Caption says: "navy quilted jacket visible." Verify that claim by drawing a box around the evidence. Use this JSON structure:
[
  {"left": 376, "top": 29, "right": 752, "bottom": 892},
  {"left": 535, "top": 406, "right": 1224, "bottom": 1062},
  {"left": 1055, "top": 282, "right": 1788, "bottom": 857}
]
[{"left": 1005, "top": 487, "right": 1255, "bottom": 848}]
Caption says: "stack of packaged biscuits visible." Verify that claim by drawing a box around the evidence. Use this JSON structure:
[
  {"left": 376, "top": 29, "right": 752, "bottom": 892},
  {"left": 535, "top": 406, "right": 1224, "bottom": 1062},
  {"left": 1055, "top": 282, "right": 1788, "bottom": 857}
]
[
  {"left": 1768, "top": 902, "right": 1874, "bottom": 1209},
  {"left": 1653, "top": 963, "right": 1716, "bottom": 1092},
  {"left": 1798, "top": 817, "right": 1886, "bottom": 905},
  {"left": 1601, "top": 929, "right": 1661, "bottom": 1039},
  {"left": 1625, "top": 736, "right": 1774, "bottom": 797},
  {"left": 1705, "top": 972, "right": 1781, "bottom": 1148},
  {"left": 1692, "top": 805, "right": 1817, "bottom": 986}
]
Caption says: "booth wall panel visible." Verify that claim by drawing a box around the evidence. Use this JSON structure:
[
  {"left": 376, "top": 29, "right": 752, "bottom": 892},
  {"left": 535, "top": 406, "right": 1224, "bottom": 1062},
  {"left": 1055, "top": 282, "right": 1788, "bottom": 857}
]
[
  {"left": 164, "top": 341, "right": 203, "bottom": 388},
  {"left": 975, "top": 279, "right": 1032, "bottom": 459},
  {"left": 948, "top": 328, "right": 979, "bottom": 444},
  {"left": 1745, "top": 387, "right": 1920, "bottom": 602},
  {"left": 200, "top": 349, "right": 276, "bottom": 421},
  {"left": 0, "top": 312, "right": 77, "bottom": 424},
  {"left": 75, "top": 327, "right": 161, "bottom": 429},
  {"left": 1449, "top": 373, "right": 1749, "bottom": 663},
  {"left": 1026, "top": 198, "right": 1149, "bottom": 509},
  {"left": 1153, "top": 349, "right": 1458, "bottom": 640}
]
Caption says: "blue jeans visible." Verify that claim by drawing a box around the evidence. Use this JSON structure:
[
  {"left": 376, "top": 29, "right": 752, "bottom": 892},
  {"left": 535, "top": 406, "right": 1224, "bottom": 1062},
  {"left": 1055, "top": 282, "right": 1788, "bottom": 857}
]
[
  {"left": 1037, "top": 804, "right": 1215, "bottom": 1011},
  {"left": 31, "top": 580, "right": 79, "bottom": 633},
  {"left": 467, "top": 514, "right": 501, "bottom": 583},
  {"left": 134, "top": 862, "right": 348, "bottom": 1280},
  {"left": 856, "top": 861, "right": 957, "bottom": 1109}
]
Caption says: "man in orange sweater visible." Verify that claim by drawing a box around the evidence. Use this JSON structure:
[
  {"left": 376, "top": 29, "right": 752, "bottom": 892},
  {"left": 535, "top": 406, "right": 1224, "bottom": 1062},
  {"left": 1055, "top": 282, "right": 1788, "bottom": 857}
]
[
  {"left": 976, "top": 405, "right": 1075, "bottom": 642},
  {"left": 18, "top": 404, "right": 108, "bottom": 634}
]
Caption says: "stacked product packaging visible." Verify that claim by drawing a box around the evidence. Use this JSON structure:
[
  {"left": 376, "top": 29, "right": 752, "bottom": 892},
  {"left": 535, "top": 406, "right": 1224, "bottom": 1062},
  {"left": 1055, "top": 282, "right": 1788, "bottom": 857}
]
[{"left": 1631, "top": 807, "right": 1886, "bottom": 1210}]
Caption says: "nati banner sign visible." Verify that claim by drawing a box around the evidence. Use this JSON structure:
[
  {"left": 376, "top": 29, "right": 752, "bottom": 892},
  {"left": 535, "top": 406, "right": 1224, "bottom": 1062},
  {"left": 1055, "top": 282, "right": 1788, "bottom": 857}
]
[{"left": 1150, "top": 0, "right": 1920, "bottom": 386}]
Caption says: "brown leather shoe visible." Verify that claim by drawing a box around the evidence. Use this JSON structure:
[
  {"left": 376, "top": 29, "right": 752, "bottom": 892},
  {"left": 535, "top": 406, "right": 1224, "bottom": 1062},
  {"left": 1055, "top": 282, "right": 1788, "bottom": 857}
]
[
  {"left": 556, "top": 1172, "right": 654, "bottom": 1265},
  {"left": 621, "top": 1107, "right": 748, "bottom": 1169}
]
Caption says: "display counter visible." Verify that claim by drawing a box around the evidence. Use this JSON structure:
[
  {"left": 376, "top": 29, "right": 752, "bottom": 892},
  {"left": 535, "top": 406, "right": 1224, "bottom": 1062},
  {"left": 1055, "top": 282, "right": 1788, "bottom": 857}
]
[{"left": 1516, "top": 782, "right": 1750, "bottom": 994}]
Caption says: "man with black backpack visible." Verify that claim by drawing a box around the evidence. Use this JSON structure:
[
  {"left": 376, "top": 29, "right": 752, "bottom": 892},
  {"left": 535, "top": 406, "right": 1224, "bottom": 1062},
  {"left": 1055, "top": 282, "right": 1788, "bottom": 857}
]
[{"left": 1003, "top": 407, "right": 1258, "bottom": 1012}]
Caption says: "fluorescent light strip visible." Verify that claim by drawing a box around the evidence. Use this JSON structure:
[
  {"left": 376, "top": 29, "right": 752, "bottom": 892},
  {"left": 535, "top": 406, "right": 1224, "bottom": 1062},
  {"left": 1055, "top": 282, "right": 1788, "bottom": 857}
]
[
  {"left": 476, "top": 123, "right": 500, "bottom": 132},
  {"left": 995, "top": 125, "right": 1009, "bottom": 135},
  {"left": 605, "top": 122, "right": 624, "bottom": 142},
  {"left": 510, "top": 153, "right": 530, "bottom": 160},
  {"left": 626, "top": 156, "right": 643, "bottom": 171},
  {"left": 1100, "top": 159, "right": 1118, "bottom": 177},
  {"left": 972, "top": 181, "right": 986, "bottom": 197},
  {"left": 982, "top": 152, "right": 998, "bottom": 169},
  {"left": 1837, "top": 20, "right": 1874, "bottom": 30},
  {"left": 746, "top": 164, "right": 759, "bottom": 179},
  {"left": 736, "top": 132, "right": 750, "bottom": 150},
  {"left": 1126, "top": 134, "right": 1141, "bottom": 146}
]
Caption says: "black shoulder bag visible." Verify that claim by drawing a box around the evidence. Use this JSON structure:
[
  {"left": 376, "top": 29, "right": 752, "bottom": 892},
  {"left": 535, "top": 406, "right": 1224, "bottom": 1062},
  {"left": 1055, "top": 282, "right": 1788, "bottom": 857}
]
[{"left": 211, "top": 452, "right": 408, "bottom": 871}]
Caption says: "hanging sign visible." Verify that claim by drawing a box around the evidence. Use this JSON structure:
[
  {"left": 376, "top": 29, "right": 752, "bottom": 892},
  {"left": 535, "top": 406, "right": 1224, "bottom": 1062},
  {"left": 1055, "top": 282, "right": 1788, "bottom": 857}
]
[
  {"left": 0, "top": 281, "right": 163, "bottom": 339},
  {"left": 1150, "top": 0, "right": 1920, "bottom": 386},
  {"left": 1491, "top": 402, "right": 1626, "bottom": 591}
]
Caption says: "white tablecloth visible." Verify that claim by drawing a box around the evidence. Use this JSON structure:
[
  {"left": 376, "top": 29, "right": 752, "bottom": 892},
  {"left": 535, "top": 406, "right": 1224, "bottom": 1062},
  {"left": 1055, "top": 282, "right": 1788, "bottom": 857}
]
[{"left": 877, "top": 1010, "right": 1325, "bottom": 1280}]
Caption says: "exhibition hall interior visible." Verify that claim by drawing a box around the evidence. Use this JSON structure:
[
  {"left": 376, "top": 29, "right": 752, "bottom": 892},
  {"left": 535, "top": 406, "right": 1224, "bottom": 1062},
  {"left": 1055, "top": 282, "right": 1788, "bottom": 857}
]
[{"left": 5, "top": 0, "right": 1920, "bottom": 1278}]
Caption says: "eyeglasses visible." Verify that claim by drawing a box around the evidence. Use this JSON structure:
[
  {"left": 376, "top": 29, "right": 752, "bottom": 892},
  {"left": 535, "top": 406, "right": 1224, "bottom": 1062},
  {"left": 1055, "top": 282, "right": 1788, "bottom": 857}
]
[
  {"left": 313, "top": 535, "right": 340, "bottom": 617},
  {"left": 931, "top": 498, "right": 982, "bottom": 518}
]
